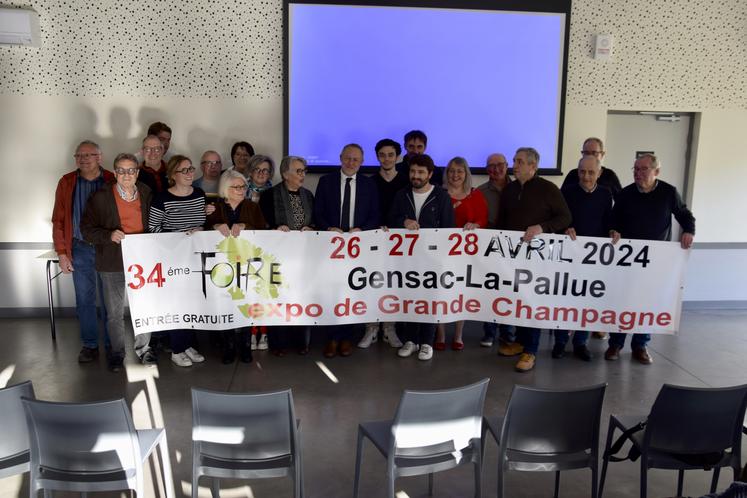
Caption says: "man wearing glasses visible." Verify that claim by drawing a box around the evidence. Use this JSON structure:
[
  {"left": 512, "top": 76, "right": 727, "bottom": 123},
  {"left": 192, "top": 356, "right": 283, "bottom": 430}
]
[
  {"left": 562, "top": 137, "right": 622, "bottom": 196},
  {"left": 193, "top": 150, "right": 224, "bottom": 195},
  {"left": 52, "top": 140, "right": 115, "bottom": 363},
  {"left": 605, "top": 153, "right": 695, "bottom": 365},
  {"left": 81, "top": 153, "right": 152, "bottom": 372},
  {"left": 138, "top": 135, "right": 168, "bottom": 194}
]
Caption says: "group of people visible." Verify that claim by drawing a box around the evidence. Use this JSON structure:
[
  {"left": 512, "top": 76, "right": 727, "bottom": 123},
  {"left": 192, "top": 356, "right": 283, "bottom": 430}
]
[{"left": 52, "top": 122, "right": 696, "bottom": 373}]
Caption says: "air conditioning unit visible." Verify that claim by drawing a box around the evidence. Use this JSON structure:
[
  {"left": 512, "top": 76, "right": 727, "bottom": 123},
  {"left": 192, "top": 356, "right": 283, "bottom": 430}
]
[{"left": 0, "top": 8, "right": 41, "bottom": 46}]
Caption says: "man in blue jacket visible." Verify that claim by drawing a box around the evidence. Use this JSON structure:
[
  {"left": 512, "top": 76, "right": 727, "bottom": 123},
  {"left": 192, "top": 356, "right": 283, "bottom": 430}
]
[
  {"left": 388, "top": 153, "right": 455, "bottom": 361},
  {"left": 314, "top": 143, "right": 380, "bottom": 358}
]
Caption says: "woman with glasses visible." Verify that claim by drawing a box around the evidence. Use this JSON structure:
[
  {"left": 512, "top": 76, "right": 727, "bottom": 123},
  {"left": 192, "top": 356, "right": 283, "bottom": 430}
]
[
  {"left": 148, "top": 155, "right": 208, "bottom": 368},
  {"left": 206, "top": 170, "right": 267, "bottom": 363},
  {"left": 246, "top": 154, "right": 275, "bottom": 203},
  {"left": 259, "top": 156, "right": 314, "bottom": 355}
]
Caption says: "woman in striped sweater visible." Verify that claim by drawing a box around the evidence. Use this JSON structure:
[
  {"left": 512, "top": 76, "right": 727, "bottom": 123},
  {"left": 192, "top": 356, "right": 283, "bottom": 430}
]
[{"left": 149, "top": 155, "right": 208, "bottom": 367}]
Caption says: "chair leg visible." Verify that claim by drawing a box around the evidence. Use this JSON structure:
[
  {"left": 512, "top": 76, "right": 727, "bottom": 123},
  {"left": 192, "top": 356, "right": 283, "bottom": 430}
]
[
  {"left": 554, "top": 471, "right": 560, "bottom": 498},
  {"left": 640, "top": 460, "right": 648, "bottom": 498},
  {"left": 591, "top": 465, "right": 599, "bottom": 498},
  {"left": 710, "top": 467, "right": 721, "bottom": 494},
  {"left": 599, "top": 421, "right": 616, "bottom": 498},
  {"left": 353, "top": 430, "right": 365, "bottom": 498},
  {"left": 677, "top": 469, "right": 684, "bottom": 497},
  {"left": 427, "top": 473, "right": 434, "bottom": 496},
  {"left": 387, "top": 470, "right": 395, "bottom": 498},
  {"left": 191, "top": 475, "right": 199, "bottom": 498},
  {"left": 497, "top": 463, "right": 505, "bottom": 498},
  {"left": 210, "top": 478, "right": 220, "bottom": 498},
  {"left": 158, "top": 438, "right": 176, "bottom": 498},
  {"left": 474, "top": 461, "right": 481, "bottom": 498}
]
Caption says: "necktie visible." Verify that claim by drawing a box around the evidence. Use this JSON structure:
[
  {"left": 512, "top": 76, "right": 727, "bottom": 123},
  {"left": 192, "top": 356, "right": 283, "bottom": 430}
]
[{"left": 341, "top": 177, "right": 352, "bottom": 232}]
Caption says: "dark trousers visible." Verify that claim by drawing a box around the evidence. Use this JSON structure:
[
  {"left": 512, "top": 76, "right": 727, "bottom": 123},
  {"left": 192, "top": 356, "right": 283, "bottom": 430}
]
[
  {"left": 402, "top": 323, "right": 436, "bottom": 346},
  {"left": 517, "top": 327, "right": 541, "bottom": 354}
]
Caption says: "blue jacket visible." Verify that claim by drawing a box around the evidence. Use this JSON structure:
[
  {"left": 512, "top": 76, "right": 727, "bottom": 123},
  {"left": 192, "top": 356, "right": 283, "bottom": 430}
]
[{"left": 314, "top": 171, "right": 380, "bottom": 231}]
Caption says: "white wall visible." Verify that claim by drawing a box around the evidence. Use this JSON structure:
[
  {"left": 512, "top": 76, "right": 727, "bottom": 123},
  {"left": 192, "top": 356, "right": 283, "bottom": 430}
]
[{"left": 0, "top": 0, "right": 746, "bottom": 310}]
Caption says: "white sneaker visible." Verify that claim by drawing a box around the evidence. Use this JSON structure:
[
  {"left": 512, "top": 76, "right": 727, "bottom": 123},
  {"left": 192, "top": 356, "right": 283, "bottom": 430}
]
[
  {"left": 185, "top": 347, "right": 205, "bottom": 363},
  {"left": 358, "top": 323, "right": 379, "bottom": 348},
  {"left": 382, "top": 323, "right": 403, "bottom": 348},
  {"left": 171, "top": 352, "right": 192, "bottom": 367},
  {"left": 398, "top": 341, "right": 419, "bottom": 358},
  {"left": 257, "top": 334, "right": 269, "bottom": 350},
  {"left": 251, "top": 334, "right": 258, "bottom": 350},
  {"left": 418, "top": 344, "right": 434, "bottom": 361}
]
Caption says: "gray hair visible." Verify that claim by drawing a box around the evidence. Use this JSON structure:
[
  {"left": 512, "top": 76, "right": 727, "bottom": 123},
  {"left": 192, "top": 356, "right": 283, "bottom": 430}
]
[
  {"left": 248, "top": 154, "right": 276, "bottom": 179},
  {"left": 637, "top": 153, "right": 660, "bottom": 169},
  {"left": 578, "top": 155, "right": 601, "bottom": 170},
  {"left": 279, "top": 155, "right": 307, "bottom": 176},
  {"left": 444, "top": 156, "right": 472, "bottom": 194},
  {"left": 516, "top": 147, "right": 540, "bottom": 166},
  {"left": 340, "top": 143, "right": 364, "bottom": 156},
  {"left": 75, "top": 140, "right": 100, "bottom": 153},
  {"left": 218, "top": 169, "right": 248, "bottom": 200},
  {"left": 113, "top": 152, "right": 138, "bottom": 169}
]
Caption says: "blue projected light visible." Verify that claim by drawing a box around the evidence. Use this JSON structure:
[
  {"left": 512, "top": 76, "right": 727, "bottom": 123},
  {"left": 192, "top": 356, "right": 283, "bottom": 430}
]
[{"left": 288, "top": 3, "right": 567, "bottom": 171}]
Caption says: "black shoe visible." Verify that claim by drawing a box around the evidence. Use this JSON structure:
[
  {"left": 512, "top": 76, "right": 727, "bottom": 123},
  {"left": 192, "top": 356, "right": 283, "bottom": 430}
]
[
  {"left": 239, "top": 343, "right": 253, "bottom": 363},
  {"left": 551, "top": 343, "right": 566, "bottom": 359},
  {"left": 573, "top": 345, "right": 593, "bottom": 362},
  {"left": 78, "top": 347, "right": 99, "bottom": 363},
  {"left": 107, "top": 356, "right": 124, "bottom": 372},
  {"left": 140, "top": 350, "right": 158, "bottom": 365},
  {"left": 222, "top": 347, "right": 236, "bottom": 364}
]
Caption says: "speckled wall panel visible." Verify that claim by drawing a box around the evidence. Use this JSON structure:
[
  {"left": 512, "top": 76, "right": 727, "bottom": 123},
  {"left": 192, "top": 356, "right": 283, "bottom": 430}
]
[{"left": 0, "top": 0, "right": 745, "bottom": 107}]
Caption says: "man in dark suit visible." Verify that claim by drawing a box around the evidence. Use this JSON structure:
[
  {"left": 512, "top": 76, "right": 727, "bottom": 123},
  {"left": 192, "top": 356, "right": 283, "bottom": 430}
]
[{"left": 314, "top": 143, "right": 380, "bottom": 358}]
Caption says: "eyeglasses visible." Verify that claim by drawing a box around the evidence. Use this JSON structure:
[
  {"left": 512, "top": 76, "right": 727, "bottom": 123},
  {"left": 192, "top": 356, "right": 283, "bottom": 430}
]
[
  {"left": 632, "top": 166, "right": 655, "bottom": 173},
  {"left": 229, "top": 185, "right": 248, "bottom": 190},
  {"left": 143, "top": 146, "right": 163, "bottom": 153},
  {"left": 115, "top": 167, "right": 138, "bottom": 175},
  {"left": 253, "top": 168, "right": 270, "bottom": 174},
  {"left": 293, "top": 168, "right": 308, "bottom": 175},
  {"left": 201, "top": 160, "right": 222, "bottom": 167},
  {"left": 174, "top": 166, "right": 196, "bottom": 175},
  {"left": 487, "top": 162, "right": 507, "bottom": 168},
  {"left": 74, "top": 153, "right": 100, "bottom": 160},
  {"left": 581, "top": 150, "right": 604, "bottom": 156}
]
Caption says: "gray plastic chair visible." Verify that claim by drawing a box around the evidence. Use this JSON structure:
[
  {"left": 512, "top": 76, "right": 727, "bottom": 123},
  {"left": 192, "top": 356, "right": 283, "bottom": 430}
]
[
  {"left": 22, "top": 397, "right": 175, "bottom": 498},
  {"left": 484, "top": 383, "right": 607, "bottom": 498},
  {"left": 191, "top": 388, "right": 303, "bottom": 498},
  {"left": 0, "top": 381, "right": 34, "bottom": 480},
  {"left": 353, "top": 378, "right": 489, "bottom": 498},
  {"left": 599, "top": 383, "right": 747, "bottom": 498}
]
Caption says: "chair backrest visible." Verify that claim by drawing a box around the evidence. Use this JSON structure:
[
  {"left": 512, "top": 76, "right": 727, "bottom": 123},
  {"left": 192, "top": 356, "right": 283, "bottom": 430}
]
[
  {"left": 501, "top": 383, "right": 607, "bottom": 455},
  {"left": 22, "top": 398, "right": 141, "bottom": 475},
  {"left": 644, "top": 384, "right": 747, "bottom": 455},
  {"left": 0, "top": 381, "right": 34, "bottom": 460},
  {"left": 391, "top": 379, "right": 489, "bottom": 458},
  {"left": 192, "top": 388, "right": 297, "bottom": 461}
]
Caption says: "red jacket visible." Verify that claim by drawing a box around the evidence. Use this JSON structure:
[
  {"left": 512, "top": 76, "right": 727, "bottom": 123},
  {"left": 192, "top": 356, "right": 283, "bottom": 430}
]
[{"left": 52, "top": 168, "right": 115, "bottom": 258}]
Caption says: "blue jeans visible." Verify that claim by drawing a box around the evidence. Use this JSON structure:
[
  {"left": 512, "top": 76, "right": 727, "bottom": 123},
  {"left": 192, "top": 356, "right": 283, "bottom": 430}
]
[
  {"left": 554, "top": 330, "right": 589, "bottom": 347},
  {"left": 482, "top": 323, "right": 516, "bottom": 343},
  {"left": 517, "top": 327, "right": 541, "bottom": 354},
  {"left": 71, "top": 239, "right": 108, "bottom": 349},
  {"left": 609, "top": 332, "right": 650, "bottom": 350}
]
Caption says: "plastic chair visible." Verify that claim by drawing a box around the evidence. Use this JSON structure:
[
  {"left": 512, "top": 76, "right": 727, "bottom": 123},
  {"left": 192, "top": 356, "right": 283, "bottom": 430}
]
[
  {"left": 599, "top": 383, "right": 747, "bottom": 498},
  {"left": 484, "top": 383, "right": 607, "bottom": 498},
  {"left": 353, "top": 378, "right": 490, "bottom": 498},
  {"left": 22, "top": 397, "right": 175, "bottom": 498},
  {"left": 0, "top": 381, "right": 34, "bottom": 480},
  {"left": 191, "top": 388, "right": 303, "bottom": 498}
]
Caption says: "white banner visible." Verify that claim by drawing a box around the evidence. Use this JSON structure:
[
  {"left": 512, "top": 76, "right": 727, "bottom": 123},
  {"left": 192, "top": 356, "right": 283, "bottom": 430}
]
[{"left": 121, "top": 229, "right": 689, "bottom": 335}]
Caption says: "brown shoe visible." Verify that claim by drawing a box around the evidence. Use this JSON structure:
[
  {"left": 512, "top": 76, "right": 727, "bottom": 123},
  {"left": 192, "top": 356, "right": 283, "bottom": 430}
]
[
  {"left": 339, "top": 340, "right": 354, "bottom": 357},
  {"left": 323, "top": 340, "right": 338, "bottom": 358},
  {"left": 515, "top": 353, "right": 536, "bottom": 372},
  {"left": 605, "top": 345, "right": 621, "bottom": 361},
  {"left": 498, "top": 341, "right": 524, "bottom": 357},
  {"left": 632, "top": 347, "right": 653, "bottom": 365},
  {"left": 592, "top": 332, "right": 608, "bottom": 339}
]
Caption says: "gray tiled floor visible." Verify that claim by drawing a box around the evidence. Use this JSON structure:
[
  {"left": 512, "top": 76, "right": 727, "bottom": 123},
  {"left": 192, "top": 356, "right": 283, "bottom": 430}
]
[{"left": 1, "top": 310, "right": 746, "bottom": 498}]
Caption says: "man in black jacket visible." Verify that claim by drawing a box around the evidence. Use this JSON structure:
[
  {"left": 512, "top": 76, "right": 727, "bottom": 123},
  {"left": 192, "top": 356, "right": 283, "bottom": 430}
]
[{"left": 389, "top": 154, "right": 455, "bottom": 361}]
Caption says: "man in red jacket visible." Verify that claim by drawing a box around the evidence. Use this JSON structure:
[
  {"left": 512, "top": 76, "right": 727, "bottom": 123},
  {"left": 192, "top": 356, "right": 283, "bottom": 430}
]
[{"left": 52, "top": 140, "right": 115, "bottom": 363}]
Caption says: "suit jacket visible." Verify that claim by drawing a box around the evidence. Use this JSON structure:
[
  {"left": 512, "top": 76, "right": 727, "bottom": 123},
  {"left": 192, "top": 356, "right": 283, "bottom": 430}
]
[{"left": 314, "top": 171, "right": 380, "bottom": 231}]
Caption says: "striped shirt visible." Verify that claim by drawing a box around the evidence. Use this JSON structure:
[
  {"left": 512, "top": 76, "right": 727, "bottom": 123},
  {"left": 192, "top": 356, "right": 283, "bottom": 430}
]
[{"left": 149, "top": 188, "right": 206, "bottom": 233}]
